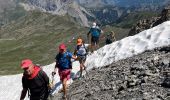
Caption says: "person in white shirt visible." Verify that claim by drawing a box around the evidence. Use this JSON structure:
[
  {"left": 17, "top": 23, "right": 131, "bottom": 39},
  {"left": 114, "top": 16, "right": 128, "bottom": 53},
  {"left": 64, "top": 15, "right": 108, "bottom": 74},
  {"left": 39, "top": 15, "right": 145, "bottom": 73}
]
[{"left": 74, "top": 38, "right": 90, "bottom": 78}]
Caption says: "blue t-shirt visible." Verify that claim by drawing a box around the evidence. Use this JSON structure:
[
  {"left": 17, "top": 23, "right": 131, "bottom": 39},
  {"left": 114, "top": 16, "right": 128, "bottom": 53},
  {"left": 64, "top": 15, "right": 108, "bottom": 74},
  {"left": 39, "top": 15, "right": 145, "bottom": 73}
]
[{"left": 55, "top": 51, "right": 72, "bottom": 70}]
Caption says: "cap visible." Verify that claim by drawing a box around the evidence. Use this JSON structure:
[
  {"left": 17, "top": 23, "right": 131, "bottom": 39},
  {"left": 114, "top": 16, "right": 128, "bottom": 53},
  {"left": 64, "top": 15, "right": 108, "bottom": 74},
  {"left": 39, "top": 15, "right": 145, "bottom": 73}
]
[
  {"left": 77, "top": 38, "right": 83, "bottom": 45},
  {"left": 92, "top": 22, "right": 96, "bottom": 26},
  {"left": 59, "top": 43, "right": 66, "bottom": 50},
  {"left": 21, "top": 59, "right": 33, "bottom": 69}
]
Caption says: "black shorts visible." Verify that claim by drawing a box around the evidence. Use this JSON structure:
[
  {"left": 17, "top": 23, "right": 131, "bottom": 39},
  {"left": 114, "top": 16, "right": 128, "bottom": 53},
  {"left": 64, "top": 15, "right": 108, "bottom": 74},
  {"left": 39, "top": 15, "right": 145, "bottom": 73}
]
[
  {"left": 91, "top": 36, "right": 99, "bottom": 45},
  {"left": 78, "top": 55, "right": 86, "bottom": 63}
]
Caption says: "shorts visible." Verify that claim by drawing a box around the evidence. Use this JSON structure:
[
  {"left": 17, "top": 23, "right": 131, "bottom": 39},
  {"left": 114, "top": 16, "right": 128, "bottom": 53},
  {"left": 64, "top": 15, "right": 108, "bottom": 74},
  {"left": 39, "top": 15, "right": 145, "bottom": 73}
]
[
  {"left": 78, "top": 55, "right": 86, "bottom": 63},
  {"left": 91, "top": 36, "right": 99, "bottom": 45},
  {"left": 58, "top": 69, "right": 71, "bottom": 81}
]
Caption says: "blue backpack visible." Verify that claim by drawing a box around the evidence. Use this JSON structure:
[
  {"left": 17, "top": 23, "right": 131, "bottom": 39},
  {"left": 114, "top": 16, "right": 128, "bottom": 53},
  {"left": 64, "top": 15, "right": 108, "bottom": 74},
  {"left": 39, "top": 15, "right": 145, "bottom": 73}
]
[
  {"left": 90, "top": 27, "right": 101, "bottom": 37},
  {"left": 55, "top": 52, "right": 72, "bottom": 70}
]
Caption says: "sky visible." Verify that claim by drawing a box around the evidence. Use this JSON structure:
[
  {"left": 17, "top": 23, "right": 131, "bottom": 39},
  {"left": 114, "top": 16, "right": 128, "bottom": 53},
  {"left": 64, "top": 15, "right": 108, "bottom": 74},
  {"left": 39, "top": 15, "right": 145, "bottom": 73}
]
[{"left": 0, "top": 21, "right": 170, "bottom": 100}]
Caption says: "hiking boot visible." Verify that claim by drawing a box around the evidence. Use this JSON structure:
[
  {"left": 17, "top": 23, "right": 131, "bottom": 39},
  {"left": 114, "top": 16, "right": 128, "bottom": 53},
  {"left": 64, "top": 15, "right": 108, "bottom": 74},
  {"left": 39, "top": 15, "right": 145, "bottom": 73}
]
[
  {"left": 58, "top": 88, "right": 64, "bottom": 93},
  {"left": 78, "top": 77, "right": 82, "bottom": 80},
  {"left": 62, "top": 95, "right": 67, "bottom": 100},
  {"left": 84, "top": 66, "right": 86, "bottom": 70}
]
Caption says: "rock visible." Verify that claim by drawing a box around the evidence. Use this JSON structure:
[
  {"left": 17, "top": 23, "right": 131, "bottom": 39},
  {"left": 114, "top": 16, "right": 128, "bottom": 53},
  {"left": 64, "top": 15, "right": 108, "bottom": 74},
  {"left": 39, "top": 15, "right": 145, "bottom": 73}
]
[{"left": 128, "top": 6, "right": 170, "bottom": 36}]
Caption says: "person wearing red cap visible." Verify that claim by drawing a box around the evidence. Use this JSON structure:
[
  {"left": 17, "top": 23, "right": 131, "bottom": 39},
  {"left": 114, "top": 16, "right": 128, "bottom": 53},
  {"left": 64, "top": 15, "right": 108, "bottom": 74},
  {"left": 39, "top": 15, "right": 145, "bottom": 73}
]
[
  {"left": 20, "top": 59, "right": 50, "bottom": 100},
  {"left": 52, "top": 43, "right": 77, "bottom": 99}
]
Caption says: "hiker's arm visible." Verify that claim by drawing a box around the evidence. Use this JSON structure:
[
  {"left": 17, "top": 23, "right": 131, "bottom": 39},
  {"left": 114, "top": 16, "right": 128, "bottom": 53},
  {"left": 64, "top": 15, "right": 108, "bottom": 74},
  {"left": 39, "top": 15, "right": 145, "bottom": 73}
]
[
  {"left": 41, "top": 71, "right": 51, "bottom": 89},
  {"left": 54, "top": 61, "right": 59, "bottom": 71},
  {"left": 72, "top": 55, "right": 77, "bottom": 59},
  {"left": 52, "top": 60, "right": 58, "bottom": 76},
  {"left": 42, "top": 71, "right": 49, "bottom": 84},
  {"left": 87, "top": 30, "right": 91, "bottom": 38},
  {"left": 73, "top": 49, "right": 77, "bottom": 55},
  {"left": 113, "top": 36, "right": 116, "bottom": 41},
  {"left": 20, "top": 88, "right": 27, "bottom": 100},
  {"left": 68, "top": 52, "right": 77, "bottom": 59}
]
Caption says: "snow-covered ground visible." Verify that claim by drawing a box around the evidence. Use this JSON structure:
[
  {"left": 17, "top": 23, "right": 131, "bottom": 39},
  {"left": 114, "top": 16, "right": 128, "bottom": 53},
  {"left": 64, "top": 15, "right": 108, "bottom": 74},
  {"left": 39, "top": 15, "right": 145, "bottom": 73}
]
[{"left": 0, "top": 21, "right": 170, "bottom": 100}]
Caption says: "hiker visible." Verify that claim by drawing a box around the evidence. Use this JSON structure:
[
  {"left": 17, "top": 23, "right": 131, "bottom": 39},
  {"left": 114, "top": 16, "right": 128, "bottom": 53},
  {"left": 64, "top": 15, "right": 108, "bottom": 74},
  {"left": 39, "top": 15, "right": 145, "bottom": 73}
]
[
  {"left": 87, "top": 22, "right": 103, "bottom": 52},
  {"left": 20, "top": 59, "right": 50, "bottom": 100},
  {"left": 74, "top": 38, "right": 89, "bottom": 78},
  {"left": 105, "top": 31, "right": 116, "bottom": 45},
  {"left": 105, "top": 34, "right": 113, "bottom": 44},
  {"left": 52, "top": 43, "right": 77, "bottom": 99}
]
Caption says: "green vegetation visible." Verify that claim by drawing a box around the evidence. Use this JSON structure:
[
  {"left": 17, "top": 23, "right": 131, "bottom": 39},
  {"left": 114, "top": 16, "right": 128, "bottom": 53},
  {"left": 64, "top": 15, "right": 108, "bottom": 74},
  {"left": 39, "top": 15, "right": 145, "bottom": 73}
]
[
  {"left": 0, "top": 11, "right": 87, "bottom": 75},
  {"left": 0, "top": 11, "right": 129, "bottom": 75}
]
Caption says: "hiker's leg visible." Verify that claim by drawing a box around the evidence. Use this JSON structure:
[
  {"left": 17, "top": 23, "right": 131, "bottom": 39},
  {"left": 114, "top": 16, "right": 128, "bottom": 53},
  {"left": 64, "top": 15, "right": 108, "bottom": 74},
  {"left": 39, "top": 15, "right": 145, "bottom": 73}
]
[
  {"left": 80, "top": 63, "right": 83, "bottom": 77},
  {"left": 78, "top": 58, "right": 83, "bottom": 77},
  {"left": 63, "top": 78, "right": 67, "bottom": 98},
  {"left": 82, "top": 57, "right": 86, "bottom": 70},
  {"left": 91, "top": 37, "right": 95, "bottom": 52},
  {"left": 96, "top": 37, "right": 100, "bottom": 49},
  {"left": 80, "top": 56, "right": 87, "bottom": 77}
]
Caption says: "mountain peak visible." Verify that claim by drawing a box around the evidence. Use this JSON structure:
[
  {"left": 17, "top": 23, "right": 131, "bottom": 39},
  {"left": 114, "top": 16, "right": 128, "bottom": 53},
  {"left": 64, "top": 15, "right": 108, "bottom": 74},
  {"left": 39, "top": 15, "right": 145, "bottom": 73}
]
[{"left": 20, "top": 0, "right": 90, "bottom": 27}]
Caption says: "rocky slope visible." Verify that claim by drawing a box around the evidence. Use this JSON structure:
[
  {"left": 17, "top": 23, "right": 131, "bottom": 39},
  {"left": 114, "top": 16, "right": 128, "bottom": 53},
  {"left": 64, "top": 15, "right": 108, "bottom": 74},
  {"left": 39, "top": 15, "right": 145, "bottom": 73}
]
[
  {"left": 129, "top": 6, "right": 170, "bottom": 36},
  {"left": 52, "top": 45, "right": 170, "bottom": 100}
]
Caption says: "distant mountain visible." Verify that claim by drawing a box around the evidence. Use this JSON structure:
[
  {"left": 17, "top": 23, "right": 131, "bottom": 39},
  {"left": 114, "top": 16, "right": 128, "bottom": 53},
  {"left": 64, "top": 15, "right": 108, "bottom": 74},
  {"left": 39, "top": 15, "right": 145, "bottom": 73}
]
[
  {"left": 76, "top": 0, "right": 116, "bottom": 8},
  {"left": 1, "top": 0, "right": 169, "bottom": 27},
  {"left": 76, "top": 0, "right": 170, "bottom": 26},
  {"left": 20, "top": 0, "right": 91, "bottom": 27},
  {"left": 76, "top": 0, "right": 170, "bottom": 9}
]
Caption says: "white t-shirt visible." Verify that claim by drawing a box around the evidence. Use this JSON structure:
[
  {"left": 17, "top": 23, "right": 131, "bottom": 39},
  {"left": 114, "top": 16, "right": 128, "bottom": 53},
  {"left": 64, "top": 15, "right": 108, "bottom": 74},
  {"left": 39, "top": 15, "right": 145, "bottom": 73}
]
[{"left": 75, "top": 44, "right": 89, "bottom": 56}]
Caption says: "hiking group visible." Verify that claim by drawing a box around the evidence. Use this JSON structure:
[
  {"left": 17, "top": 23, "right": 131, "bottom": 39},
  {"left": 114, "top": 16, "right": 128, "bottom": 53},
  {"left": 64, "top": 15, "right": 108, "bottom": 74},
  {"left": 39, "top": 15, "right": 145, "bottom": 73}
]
[{"left": 20, "top": 22, "right": 116, "bottom": 100}]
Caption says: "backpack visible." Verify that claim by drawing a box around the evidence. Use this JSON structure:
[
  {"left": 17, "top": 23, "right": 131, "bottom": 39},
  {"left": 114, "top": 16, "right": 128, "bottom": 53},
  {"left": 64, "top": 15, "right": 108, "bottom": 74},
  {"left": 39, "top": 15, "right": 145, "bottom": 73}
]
[
  {"left": 75, "top": 41, "right": 88, "bottom": 56},
  {"left": 90, "top": 27, "right": 101, "bottom": 37},
  {"left": 56, "top": 51, "right": 72, "bottom": 70}
]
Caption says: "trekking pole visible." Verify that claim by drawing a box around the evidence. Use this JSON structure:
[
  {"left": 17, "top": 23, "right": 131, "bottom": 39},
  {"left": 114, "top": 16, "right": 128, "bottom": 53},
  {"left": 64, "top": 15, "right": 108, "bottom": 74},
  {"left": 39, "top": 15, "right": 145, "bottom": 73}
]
[
  {"left": 50, "top": 72, "right": 56, "bottom": 92},
  {"left": 51, "top": 72, "right": 56, "bottom": 87},
  {"left": 49, "top": 72, "right": 55, "bottom": 99},
  {"left": 51, "top": 75, "right": 54, "bottom": 87}
]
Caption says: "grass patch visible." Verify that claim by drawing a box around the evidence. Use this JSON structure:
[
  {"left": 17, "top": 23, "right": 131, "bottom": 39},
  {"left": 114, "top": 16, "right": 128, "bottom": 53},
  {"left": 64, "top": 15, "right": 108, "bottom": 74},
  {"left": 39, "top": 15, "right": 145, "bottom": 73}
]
[{"left": 0, "top": 11, "right": 129, "bottom": 75}]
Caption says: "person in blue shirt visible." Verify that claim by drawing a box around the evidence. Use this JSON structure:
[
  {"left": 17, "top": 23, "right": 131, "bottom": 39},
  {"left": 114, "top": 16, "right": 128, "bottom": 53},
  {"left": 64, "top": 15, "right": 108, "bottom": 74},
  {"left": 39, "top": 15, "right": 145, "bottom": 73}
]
[
  {"left": 52, "top": 43, "right": 77, "bottom": 99},
  {"left": 87, "top": 22, "right": 102, "bottom": 52}
]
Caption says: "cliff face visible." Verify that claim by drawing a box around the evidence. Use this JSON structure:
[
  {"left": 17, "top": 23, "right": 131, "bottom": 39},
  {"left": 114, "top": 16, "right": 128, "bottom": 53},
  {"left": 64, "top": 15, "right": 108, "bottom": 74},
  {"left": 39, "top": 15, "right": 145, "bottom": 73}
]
[
  {"left": 51, "top": 46, "right": 170, "bottom": 100},
  {"left": 20, "top": 0, "right": 170, "bottom": 27},
  {"left": 20, "top": 0, "right": 90, "bottom": 27},
  {"left": 129, "top": 6, "right": 170, "bottom": 36}
]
